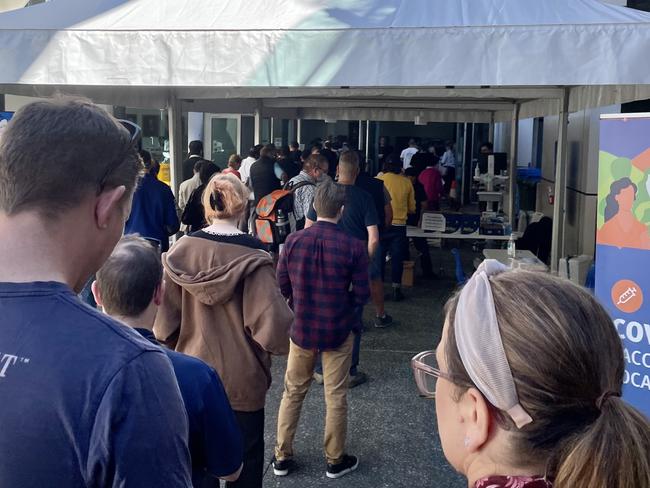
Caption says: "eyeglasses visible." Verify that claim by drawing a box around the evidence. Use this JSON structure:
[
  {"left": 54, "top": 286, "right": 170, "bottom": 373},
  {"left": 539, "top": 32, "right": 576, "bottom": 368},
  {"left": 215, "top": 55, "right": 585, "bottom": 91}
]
[
  {"left": 97, "top": 119, "right": 142, "bottom": 194},
  {"left": 411, "top": 350, "right": 456, "bottom": 399}
]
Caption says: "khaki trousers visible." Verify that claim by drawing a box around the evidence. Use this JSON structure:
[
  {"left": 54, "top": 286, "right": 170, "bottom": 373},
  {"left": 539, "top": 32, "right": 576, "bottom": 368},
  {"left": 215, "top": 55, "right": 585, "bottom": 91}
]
[{"left": 275, "top": 334, "right": 354, "bottom": 465}]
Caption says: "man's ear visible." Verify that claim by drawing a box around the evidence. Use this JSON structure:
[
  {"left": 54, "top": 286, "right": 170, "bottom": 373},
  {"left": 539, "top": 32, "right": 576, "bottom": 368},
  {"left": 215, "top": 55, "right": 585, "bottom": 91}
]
[
  {"left": 90, "top": 281, "right": 103, "bottom": 308},
  {"left": 95, "top": 186, "right": 127, "bottom": 229},
  {"left": 459, "top": 387, "right": 492, "bottom": 453},
  {"left": 153, "top": 280, "right": 165, "bottom": 307}
]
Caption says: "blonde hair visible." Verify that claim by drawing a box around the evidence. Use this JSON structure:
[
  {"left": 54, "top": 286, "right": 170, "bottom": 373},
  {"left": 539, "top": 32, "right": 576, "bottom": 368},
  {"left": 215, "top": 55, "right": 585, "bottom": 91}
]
[
  {"left": 202, "top": 173, "right": 249, "bottom": 222},
  {"left": 228, "top": 153, "right": 242, "bottom": 168},
  {"left": 444, "top": 270, "right": 650, "bottom": 488}
]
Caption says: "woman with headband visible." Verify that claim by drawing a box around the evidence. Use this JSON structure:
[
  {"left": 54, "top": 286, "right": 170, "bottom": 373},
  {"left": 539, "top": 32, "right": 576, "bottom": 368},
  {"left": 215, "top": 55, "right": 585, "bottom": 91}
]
[{"left": 412, "top": 260, "right": 650, "bottom": 488}]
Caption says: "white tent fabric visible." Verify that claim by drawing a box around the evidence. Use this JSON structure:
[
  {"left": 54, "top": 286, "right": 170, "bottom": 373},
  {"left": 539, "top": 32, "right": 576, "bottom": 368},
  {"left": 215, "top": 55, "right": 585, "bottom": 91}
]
[{"left": 1, "top": 0, "right": 650, "bottom": 121}]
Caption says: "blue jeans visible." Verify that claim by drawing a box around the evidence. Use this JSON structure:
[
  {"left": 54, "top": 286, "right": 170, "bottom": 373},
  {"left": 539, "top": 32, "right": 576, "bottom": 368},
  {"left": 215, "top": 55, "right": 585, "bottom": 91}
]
[
  {"left": 315, "top": 307, "right": 363, "bottom": 376},
  {"left": 381, "top": 225, "right": 407, "bottom": 285}
]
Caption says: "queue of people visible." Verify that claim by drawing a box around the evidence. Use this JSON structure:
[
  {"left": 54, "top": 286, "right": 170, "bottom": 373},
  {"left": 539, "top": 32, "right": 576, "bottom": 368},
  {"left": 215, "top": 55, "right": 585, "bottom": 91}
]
[{"left": 0, "top": 98, "right": 648, "bottom": 488}]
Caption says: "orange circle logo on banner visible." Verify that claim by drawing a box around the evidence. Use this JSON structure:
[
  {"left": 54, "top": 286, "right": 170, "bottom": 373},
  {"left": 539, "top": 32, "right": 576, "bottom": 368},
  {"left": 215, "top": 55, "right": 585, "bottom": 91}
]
[{"left": 611, "top": 279, "right": 644, "bottom": 314}]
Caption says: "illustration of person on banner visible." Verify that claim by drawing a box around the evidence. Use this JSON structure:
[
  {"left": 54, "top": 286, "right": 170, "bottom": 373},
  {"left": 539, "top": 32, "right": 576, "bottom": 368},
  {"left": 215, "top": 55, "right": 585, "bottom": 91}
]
[
  {"left": 597, "top": 139, "right": 650, "bottom": 251},
  {"left": 598, "top": 177, "right": 650, "bottom": 250}
]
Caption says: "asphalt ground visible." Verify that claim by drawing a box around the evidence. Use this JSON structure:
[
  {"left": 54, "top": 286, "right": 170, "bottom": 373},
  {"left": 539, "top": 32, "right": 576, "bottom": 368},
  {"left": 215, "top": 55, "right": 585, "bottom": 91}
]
[{"left": 259, "top": 244, "right": 477, "bottom": 488}]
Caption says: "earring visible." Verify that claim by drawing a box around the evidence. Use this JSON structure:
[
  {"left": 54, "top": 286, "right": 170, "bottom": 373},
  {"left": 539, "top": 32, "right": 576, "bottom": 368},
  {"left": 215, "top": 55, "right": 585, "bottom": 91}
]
[{"left": 464, "top": 437, "right": 470, "bottom": 449}]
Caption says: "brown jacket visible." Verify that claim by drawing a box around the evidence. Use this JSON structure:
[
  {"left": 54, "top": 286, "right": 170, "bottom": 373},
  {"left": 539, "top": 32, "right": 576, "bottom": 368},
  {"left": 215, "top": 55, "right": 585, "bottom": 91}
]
[{"left": 154, "top": 235, "right": 292, "bottom": 412}]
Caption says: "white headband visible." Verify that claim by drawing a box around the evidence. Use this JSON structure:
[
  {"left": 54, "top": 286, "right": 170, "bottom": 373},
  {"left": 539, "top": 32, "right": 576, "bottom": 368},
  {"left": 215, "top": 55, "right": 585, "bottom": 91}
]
[{"left": 454, "top": 259, "right": 533, "bottom": 429}]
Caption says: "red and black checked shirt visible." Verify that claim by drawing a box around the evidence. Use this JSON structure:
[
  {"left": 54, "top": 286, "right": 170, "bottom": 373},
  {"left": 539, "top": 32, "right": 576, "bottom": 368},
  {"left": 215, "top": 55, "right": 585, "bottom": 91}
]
[{"left": 277, "top": 221, "right": 370, "bottom": 350}]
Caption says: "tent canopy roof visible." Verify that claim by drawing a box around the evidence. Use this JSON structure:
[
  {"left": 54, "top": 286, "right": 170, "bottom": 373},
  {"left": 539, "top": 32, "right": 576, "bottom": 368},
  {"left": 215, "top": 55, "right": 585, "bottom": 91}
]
[
  {"left": 1, "top": 0, "right": 648, "bottom": 30},
  {"left": 2, "top": 0, "right": 650, "bottom": 121}
]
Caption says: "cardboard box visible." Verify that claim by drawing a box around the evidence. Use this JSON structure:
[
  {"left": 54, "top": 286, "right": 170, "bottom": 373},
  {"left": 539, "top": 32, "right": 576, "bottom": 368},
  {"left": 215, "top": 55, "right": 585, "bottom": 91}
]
[{"left": 402, "top": 261, "right": 415, "bottom": 287}]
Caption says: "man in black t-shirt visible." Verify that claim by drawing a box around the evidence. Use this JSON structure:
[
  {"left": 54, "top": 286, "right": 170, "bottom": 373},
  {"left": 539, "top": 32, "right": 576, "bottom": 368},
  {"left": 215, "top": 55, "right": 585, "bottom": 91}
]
[
  {"left": 250, "top": 145, "right": 281, "bottom": 205},
  {"left": 321, "top": 141, "right": 339, "bottom": 180},
  {"left": 356, "top": 166, "right": 394, "bottom": 328}
]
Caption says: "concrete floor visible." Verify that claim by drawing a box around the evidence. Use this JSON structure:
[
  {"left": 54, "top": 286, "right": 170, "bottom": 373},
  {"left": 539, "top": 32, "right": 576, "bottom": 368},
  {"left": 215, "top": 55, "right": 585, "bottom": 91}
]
[{"left": 260, "top": 246, "right": 475, "bottom": 488}]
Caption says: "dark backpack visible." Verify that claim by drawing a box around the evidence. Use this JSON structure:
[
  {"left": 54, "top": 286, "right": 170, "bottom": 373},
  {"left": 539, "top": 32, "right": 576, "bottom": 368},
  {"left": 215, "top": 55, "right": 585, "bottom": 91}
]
[{"left": 253, "top": 180, "right": 315, "bottom": 247}]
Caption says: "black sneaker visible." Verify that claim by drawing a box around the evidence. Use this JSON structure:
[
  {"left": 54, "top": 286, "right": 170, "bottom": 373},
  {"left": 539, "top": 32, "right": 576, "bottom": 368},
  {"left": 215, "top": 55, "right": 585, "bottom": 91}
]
[
  {"left": 326, "top": 454, "right": 359, "bottom": 479},
  {"left": 272, "top": 457, "right": 295, "bottom": 476},
  {"left": 374, "top": 314, "right": 393, "bottom": 328},
  {"left": 392, "top": 288, "right": 405, "bottom": 302},
  {"left": 348, "top": 371, "right": 368, "bottom": 388}
]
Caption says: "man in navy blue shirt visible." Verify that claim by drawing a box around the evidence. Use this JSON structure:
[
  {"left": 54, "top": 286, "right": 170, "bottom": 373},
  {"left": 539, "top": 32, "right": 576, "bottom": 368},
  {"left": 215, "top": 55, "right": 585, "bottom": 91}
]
[
  {"left": 93, "top": 235, "right": 244, "bottom": 487},
  {"left": 0, "top": 98, "right": 193, "bottom": 487},
  {"left": 125, "top": 149, "right": 180, "bottom": 251}
]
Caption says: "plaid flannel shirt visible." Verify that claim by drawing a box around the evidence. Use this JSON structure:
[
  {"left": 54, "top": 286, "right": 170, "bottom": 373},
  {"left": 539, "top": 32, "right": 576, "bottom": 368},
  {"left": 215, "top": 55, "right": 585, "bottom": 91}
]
[{"left": 277, "top": 221, "right": 370, "bottom": 350}]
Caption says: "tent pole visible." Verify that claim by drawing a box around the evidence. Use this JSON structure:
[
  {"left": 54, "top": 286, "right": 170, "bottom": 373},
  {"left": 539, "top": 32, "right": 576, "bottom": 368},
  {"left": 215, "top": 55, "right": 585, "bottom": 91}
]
[
  {"left": 365, "top": 120, "right": 371, "bottom": 164},
  {"left": 507, "top": 103, "right": 520, "bottom": 228},
  {"left": 296, "top": 118, "right": 302, "bottom": 145},
  {"left": 254, "top": 107, "right": 261, "bottom": 145},
  {"left": 489, "top": 112, "right": 495, "bottom": 143},
  {"left": 167, "top": 96, "right": 183, "bottom": 195},
  {"left": 461, "top": 122, "right": 468, "bottom": 206},
  {"left": 358, "top": 120, "right": 364, "bottom": 152},
  {"left": 550, "top": 88, "right": 570, "bottom": 272}
]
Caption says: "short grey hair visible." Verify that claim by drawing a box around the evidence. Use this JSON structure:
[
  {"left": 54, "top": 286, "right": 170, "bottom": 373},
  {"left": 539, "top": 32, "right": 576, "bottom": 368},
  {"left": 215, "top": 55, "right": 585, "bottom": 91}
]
[
  {"left": 314, "top": 180, "right": 346, "bottom": 219},
  {"left": 0, "top": 97, "right": 142, "bottom": 218}
]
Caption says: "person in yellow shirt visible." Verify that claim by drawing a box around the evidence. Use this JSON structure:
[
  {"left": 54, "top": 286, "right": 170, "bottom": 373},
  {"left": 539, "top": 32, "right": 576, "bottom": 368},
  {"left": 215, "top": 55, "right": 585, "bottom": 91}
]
[{"left": 377, "top": 158, "right": 416, "bottom": 301}]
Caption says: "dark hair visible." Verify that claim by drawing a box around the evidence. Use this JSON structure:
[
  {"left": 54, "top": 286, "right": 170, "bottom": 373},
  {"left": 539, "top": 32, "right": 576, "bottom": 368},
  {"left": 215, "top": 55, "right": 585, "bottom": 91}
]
[
  {"left": 199, "top": 162, "right": 219, "bottom": 185},
  {"left": 481, "top": 141, "right": 494, "bottom": 152},
  {"left": 189, "top": 140, "right": 203, "bottom": 156},
  {"left": 95, "top": 234, "right": 162, "bottom": 317},
  {"left": 301, "top": 149, "right": 312, "bottom": 161},
  {"left": 193, "top": 159, "right": 206, "bottom": 173},
  {"left": 444, "top": 271, "right": 650, "bottom": 488},
  {"left": 248, "top": 145, "right": 261, "bottom": 158},
  {"left": 303, "top": 154, "right": 328, "bottom": 173},
  {"left": 139, "top": 149, "right": 153, "bottom": 171},
  {"left": 290, "top": 141, "right": 299, "bottom": 149},
  {"left": 314, "top": 180, "right": 346, "bottom": 218},
  {"left": 260, "top": 144, "right": 276, "bottom": 159},
  {"left": 0, "top": 97, "right": 142, "bottom": 218},
  {"left": 404, "top": 167, "right": 418, "bottom": 178},
  {"left": 604, "top": 177, "right": 637, "bottom": 222},
  {"left": 385, "top": 153, "right": 402, "bottom": 174}
]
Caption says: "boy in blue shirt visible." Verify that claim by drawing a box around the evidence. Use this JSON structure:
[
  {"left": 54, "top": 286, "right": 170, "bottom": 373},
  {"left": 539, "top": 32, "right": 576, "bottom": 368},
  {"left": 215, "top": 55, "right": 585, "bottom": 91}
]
[{"left": 93, "top": 235, "right": 243, "bottom": 487}]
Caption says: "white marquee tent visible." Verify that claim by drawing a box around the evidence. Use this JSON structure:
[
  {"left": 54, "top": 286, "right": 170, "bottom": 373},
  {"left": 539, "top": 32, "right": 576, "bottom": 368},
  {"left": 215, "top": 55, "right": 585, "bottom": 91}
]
[{"left": 2, "top": 0, "right": 650, "bottom": 269}]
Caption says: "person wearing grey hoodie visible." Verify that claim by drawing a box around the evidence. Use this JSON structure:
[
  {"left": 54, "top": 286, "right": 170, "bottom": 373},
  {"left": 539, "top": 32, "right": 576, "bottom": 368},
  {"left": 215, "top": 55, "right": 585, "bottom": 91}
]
[{"left": 155, "top": 173, "right": 293, "bottom": 488}]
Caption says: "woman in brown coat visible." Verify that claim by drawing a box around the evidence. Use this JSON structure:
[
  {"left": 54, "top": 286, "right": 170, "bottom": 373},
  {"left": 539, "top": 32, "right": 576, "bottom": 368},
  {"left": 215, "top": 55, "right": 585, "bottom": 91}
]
[{"left": 155, "top": 173, "right": 292, "bottom": 488}]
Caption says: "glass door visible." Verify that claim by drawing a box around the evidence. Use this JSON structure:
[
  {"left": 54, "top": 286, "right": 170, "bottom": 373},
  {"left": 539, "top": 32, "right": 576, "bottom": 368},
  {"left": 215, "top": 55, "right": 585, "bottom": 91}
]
[{"left": 204, "top": 114, "right": 241, "bottom": 169}]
